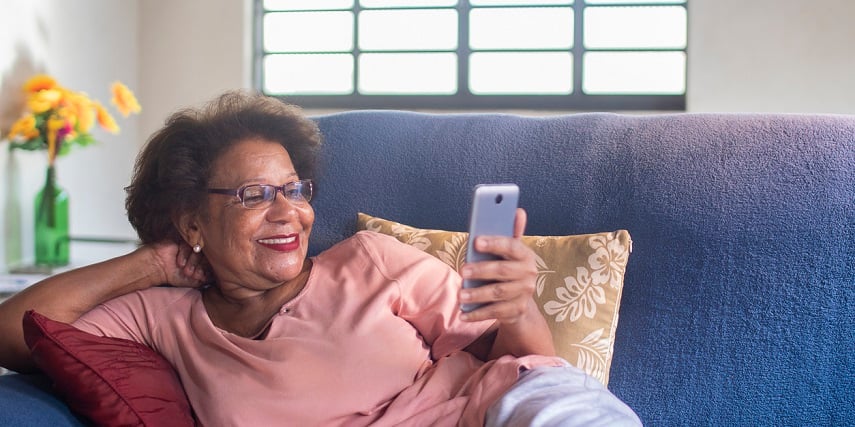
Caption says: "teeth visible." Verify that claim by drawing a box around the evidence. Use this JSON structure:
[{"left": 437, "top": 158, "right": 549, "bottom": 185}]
[{"left": 258, "top": 236, "right": 296, "bottom": 245}]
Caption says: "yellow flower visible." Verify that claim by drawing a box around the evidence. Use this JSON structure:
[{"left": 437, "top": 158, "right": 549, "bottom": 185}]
[
  {"left": 27, "top": 89, "right": 63, "bottom": 114},
  {"left": 95, "top": 102, "right": 120, "bottom": 134},
  {"left": 8, "top": 114, "right": 40, "bottom": 140},
  {"left": 111, "top": 82, "right": 141, "bottom": 117},
  {"left": 23, "top": 74, "right": 58, "bottom": 93},
  {"left": 7, "top": 74, "right": 139, "bottom": 159},
  {"left": 66, "top": 92, "right": 96, "bottom": 133}
]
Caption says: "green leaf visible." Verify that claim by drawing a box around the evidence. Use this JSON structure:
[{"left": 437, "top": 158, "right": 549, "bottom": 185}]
[{"left": 10, "top": 137, "right": 47, "bottom": 151}]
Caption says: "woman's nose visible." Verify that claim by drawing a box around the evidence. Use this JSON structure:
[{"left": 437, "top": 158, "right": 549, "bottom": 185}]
[{"left": 266, "top": 190, "right": 300, "bottom": 219}]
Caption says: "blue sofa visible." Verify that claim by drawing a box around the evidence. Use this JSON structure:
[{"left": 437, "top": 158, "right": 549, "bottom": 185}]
[{"left": 2, "top": 111, "right": 853, "bottom": 425}]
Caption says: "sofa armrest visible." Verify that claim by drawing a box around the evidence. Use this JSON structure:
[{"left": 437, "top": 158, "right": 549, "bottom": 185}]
[{"left": 0, "top": 373, "right": 85, "bottom": 426}]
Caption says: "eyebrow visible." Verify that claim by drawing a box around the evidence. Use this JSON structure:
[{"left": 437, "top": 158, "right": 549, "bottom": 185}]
[{"left": 215, "top": 172, "right": 299, "bottom": 188}]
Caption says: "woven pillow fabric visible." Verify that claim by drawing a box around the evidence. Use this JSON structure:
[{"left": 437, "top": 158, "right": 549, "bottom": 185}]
[{"left": 357, "top": 212, "right": 632, "bottom": 385}]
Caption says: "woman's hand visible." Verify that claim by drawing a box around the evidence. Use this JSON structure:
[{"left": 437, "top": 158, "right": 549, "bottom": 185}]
[
  {"left": 0, "top": 241, "right": 207, "bottom": 373},
  {"left": 458, "top": 208, "right": 537, "bottom": 324},
  {"left": 145, "top": 241, "right": 208, "bottom": 288},
  {"left": 459, "top": 208, "right": 556, "bottom": 359}
]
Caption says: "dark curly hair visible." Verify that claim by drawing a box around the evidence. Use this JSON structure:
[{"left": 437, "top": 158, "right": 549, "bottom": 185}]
[{"left": 125, "top": 90, "right": 322, "bottom": 244}]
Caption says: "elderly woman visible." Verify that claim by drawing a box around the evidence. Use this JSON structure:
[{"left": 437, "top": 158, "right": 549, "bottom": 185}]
[{"left": 0, "top": 91, "right": 639, "bottom": 426}]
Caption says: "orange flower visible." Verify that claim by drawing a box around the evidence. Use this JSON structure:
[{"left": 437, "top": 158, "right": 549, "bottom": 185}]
[
  {"left": 8, "top": 114, "right": 40, "bottom": 140},
  {"left": 23, "top": 74, "right": 58, "bottom": 93},
  {"left": 27, "top": 89, "right": 63, "bottom": 114},
  {"left": 111, "top": 82, "right": 141, "bottom": 117},
  {"left": 66, "top": 92, "right": 96, "bottom": 133},
  {"left": 7, "top": 74, "right": 140, "bottom": 159},
  {"left": 95, "top": 102, "right": 120, "bottom": 134}
]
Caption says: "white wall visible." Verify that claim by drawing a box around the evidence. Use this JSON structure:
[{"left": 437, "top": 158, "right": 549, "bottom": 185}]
[
  {"left": 0, "top": 0, "right": 140, "bottom": 269},
  {"left": 688, "top": 0, "right": 855, "bottom": 113},
  {"left": 2, "top": 0, "right": 854, "bottom": 271}
]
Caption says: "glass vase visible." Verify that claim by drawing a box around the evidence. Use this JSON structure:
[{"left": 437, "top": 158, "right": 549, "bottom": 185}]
[{"left": 34, "top": 165, "right": 70, "bottom": 266}]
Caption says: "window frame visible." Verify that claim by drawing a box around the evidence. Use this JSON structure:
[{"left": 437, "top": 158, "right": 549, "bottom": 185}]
[{"left": 253, "top": 0, "right": 688, "bottom": 111}]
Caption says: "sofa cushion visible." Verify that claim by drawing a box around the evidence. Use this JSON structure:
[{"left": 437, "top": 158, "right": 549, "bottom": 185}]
[
  {"left": 357, "top": 212, "right": 632, "bottom": 385},
  {"left": 0, "top": 373, "right": 86, "bottom": 426},
  {"left": 22, "top": 310, "right": 195, "bottom": 427}
]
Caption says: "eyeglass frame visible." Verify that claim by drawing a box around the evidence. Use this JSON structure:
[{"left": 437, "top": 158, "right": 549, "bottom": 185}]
[{"left": 206, "top": 179, "right": 314, "bottom": 209}]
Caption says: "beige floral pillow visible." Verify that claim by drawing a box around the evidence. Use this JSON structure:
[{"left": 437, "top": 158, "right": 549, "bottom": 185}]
[{"left": 356, "top": 212, "right": 632, "bottom": 386}]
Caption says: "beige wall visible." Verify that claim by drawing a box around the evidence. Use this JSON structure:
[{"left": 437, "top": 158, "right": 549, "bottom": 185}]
[
  {"left": 688, "top": 0, "right": 855, "bottom": 113},
  {"left": 2, "top": 0, "right": 854, "bottom": 270},
  {"left": 137, "top": 0, "right": 251, "bottom": 141}
]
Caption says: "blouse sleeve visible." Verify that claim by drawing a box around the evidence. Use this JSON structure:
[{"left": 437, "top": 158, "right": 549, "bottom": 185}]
[
  {"left": 72, "top": 287, "right": 194, "bottom": 351},
  {"left": 354, "top": 231, "right": 493, "bottom": 359}
]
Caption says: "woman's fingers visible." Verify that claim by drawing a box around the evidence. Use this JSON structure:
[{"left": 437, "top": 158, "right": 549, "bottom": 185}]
[
  {"left": 460, "top": 210, "right": 537, "bottom": 323},
  {"left": 513, "top": 208, "right": 527, "bottom": 238},
  {"left": 471, "top": 235, "right": 533, "bottom": 265},
  {"left": 460, "top": 279, "right": 532, "bottom": 305},
  {"left": 459, "top": 281, "right": 530, "bottom": 322}
]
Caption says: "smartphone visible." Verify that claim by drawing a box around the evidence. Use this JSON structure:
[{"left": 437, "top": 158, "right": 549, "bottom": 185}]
[{"left": 461, "top": 183, "right": 520, "bottom": 312}]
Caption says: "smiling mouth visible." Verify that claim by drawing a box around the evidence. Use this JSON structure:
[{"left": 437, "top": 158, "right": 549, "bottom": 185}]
[
  {"left": 258, "top": 237, "right": 295, "bottom": 245},
  {"left": 257, "top": 235, "right": 299, "bottom": 251}
]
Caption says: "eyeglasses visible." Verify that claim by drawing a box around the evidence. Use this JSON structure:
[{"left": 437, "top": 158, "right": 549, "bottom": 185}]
[{"left": 207, "top": 179, "right": 313, "bottom": 209}]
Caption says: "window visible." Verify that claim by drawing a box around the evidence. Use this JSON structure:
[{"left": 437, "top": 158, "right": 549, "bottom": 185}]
[{"left": 255, "top": 0, "right": 687, "bottom": 110}]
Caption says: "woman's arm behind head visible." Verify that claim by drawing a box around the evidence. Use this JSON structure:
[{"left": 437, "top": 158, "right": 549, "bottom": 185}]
[{"left": 0, "top": 243, "right": 205, "bottom": 373}]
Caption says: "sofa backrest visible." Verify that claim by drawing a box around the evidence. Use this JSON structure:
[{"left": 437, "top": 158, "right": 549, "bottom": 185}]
[{"left": 311, "top": 111, "right": 854, "bottom": 425}]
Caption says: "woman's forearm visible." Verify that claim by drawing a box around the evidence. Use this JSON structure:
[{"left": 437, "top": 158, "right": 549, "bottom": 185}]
[
  {"left": 488, "top": 298, "right": 556, "bottom": 360},
  {"left": 0, "top": 248, "right": 164, "bottom": 373}
]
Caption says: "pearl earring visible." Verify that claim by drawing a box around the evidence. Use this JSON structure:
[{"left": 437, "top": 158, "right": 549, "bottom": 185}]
[{"left": 193, "top": 244, "right": 202, "bottom": 253}]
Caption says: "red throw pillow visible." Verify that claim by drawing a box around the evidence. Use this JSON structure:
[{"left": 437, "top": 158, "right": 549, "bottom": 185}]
[{"left": 22, "top": 310, "right": 196, "bottom": 427}]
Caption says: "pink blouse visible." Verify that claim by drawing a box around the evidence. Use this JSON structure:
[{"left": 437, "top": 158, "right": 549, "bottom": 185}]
[{"left": 74, "top": 231, "right": 562, "bottom": 426}]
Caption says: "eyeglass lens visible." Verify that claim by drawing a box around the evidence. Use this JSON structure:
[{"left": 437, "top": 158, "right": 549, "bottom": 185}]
[{"left": 240, "top": 181, "right": 312, "bottom": 208}]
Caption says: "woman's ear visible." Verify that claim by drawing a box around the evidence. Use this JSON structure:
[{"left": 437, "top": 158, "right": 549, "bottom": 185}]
[{"left": 175, "top": 211, "right": 203, "bottom": 248}]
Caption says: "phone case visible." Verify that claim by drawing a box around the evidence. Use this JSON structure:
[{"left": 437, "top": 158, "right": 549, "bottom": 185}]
[{"left": 461, "top": 183, "right": 519, "bottom": 312}]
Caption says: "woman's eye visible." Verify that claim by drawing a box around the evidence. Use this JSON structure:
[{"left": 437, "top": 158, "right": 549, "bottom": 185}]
[{"left": 242, "top": 187, "right": 268, "bottom": 203}]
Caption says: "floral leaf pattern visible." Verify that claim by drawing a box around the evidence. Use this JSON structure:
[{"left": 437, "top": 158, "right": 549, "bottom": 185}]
[
  {"left": 532, "top": 249, "right": 553, "bottom": 297},
  {"left": 435, "top": 234, "right": 467, "bottom": 271},
  {"left": 356, "top": 213, "right": 631, "bottom": 386},
  {"left": 544, "top": 267, "right": 605, "bottom": 322},
  {"left": 400, "top": 230, "right": 432, "bottom": 252},
  {"left": 588, "top": 233, "right": 629, "bottom": 289},
  {"left": 572, "top": 328, "right": 611, "bottom": 382}
]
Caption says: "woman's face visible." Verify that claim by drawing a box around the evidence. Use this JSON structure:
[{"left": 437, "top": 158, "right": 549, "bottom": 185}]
[{"left": 195, "top": 138, "right": 314, "bottom": 292}]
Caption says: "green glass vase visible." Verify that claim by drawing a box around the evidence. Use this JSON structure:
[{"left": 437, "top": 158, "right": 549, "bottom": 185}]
[{"left": 34, "top": 165, "right": 70, "bottom": 266}]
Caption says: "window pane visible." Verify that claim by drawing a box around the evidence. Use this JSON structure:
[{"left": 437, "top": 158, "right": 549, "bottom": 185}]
[
  {"left": 359, "top": 53, "right": 457, "bottom": 94},
  {"left": 471, "top": 0, "right": 572, "bottom": 5},
  {"left": 264, "top": 0, "right": 354, "bottom": 11},
  {"left": 264, "top": 54, "right": 354, "bottom": 95},
  {"left": 361, "top": 0, "right": 457, "bottom": 7},
  {"left": 264, "top": 12, "right": 354, "bottom": 52},
  {"left": 584, "top": 6, "right": 686, "bottom": 49},
  {"left": 469, "top": 52, "right": 572, "bottom": 94},
  {"left": 583, "top": 51, "right": 685, "bottom": 94},
  {"left": 359, "top": 10, "right": 458, "bottom": 51},
  {"left": 470, "top": 7, "right": 573, "bottom": 50},
  {"left": 585, "top": 0, "right": 684, "bottom": 4}
]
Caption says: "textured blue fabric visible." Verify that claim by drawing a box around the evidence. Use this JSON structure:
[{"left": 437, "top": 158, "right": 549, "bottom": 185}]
[
  {"left": 0, "top": 373, "right": 85, "bottom": 426},
  {"left": 5, "top": 112, "right": 852, "bottom": 425},
  {"left": 310, "top": 111, "right": 855, "bottom": 426}
]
